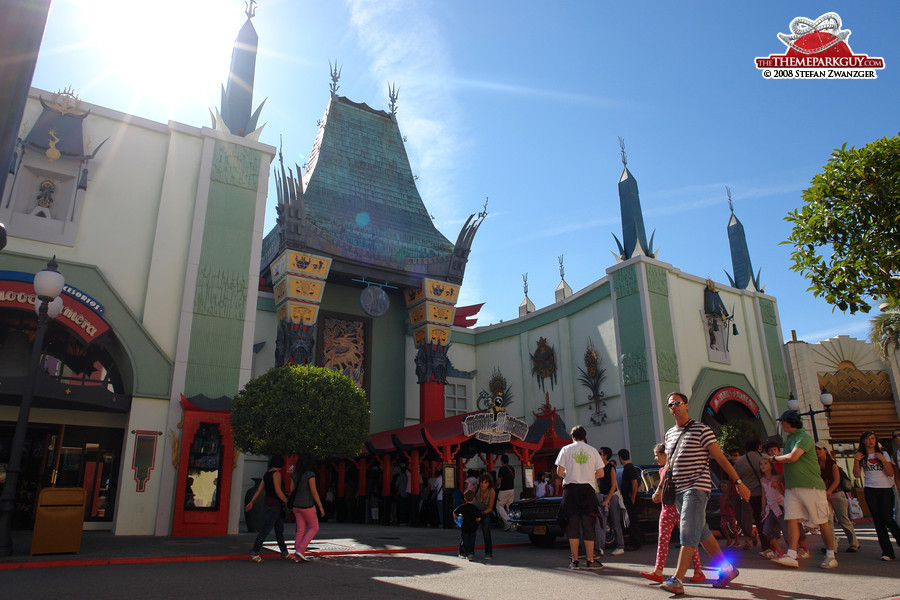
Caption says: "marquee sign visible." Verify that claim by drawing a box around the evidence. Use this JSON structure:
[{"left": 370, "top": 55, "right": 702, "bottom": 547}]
[
  {"left": 462, "top": 410, "right": 529, "bottom": 444},
  {"left": 0, "top": 272, "right": 110, "bottom": 344},
  {"left": 709, "top": 386, "right": 759, "bottom": 416}
]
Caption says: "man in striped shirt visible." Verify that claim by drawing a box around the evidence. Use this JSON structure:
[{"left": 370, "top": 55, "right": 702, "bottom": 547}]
[{"left": 658, "top": 392, "right": 750, "bottom": 595}]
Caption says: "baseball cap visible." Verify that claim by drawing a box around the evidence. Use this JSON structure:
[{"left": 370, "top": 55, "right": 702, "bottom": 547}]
[
  {"left": 814, "top": 441, "right": 830, "bottom": 450},
  {"left": 777, "top": 409, "right": 800, "bottom": 422}
]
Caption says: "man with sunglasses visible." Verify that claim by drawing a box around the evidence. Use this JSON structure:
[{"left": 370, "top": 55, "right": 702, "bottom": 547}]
[{"left": 658, "top": 392, "right": 750, "bottom": 595}]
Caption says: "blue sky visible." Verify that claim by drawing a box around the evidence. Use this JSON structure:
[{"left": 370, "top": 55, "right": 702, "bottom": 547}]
[{"left": 30, "top": 1, "right": 899, "bottom": 343}]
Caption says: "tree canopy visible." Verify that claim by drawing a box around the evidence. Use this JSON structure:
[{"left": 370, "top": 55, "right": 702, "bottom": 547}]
[
  {"left": 784, "top": 133, "right": 900, "bottom": 314},
  {"left": 230, "top": 365, "right": 370, "bottom": 458}
]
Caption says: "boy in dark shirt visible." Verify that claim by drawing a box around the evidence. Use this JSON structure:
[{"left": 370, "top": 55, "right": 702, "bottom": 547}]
[{"left": 454, "top": 490, "right": 481, "bottom": 560}]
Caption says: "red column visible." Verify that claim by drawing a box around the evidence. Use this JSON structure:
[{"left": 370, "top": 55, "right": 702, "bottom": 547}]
[{"left": 419, "top": 381, "right": 444, "bottom": 423}]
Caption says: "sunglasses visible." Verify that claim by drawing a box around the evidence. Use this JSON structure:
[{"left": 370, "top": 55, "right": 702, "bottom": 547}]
[{"left": 668, "top": 401, "right": 686, "bottom": 408}]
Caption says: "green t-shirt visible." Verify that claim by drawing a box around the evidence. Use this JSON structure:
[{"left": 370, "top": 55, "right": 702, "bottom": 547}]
[{"left": 783, "top": 429, "right": 825, "bottom": 490}]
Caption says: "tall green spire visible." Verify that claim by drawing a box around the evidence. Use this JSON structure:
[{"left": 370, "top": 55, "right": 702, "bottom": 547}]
[
  {"left": 612, "top": 138, "right": 655, "bottom": 260},
  {"left": 215, "top": 1, "right": 265, "bottom": 138}
]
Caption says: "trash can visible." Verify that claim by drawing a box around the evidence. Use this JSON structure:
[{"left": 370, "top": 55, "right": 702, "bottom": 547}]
[{"left": 30, "top": 487, "right": 86, "bottom": 556}]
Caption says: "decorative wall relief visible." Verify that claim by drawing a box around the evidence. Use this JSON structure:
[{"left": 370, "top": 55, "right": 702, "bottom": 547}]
[
  {"left": 577, "top": 339, "right": 607, "bottom": 425},
  {"left": 321, "top": 315, "right": 367, "bottom": 389},
  {"left": 193, "top": 265, "right": 249, "bottom": 320},
  {"left": 274, "top": 320, "right": 316, "bottom": 366},
  {"left": 646, "top": 264, "right": 669, "bottom": 296},
  {"left": 211, "top": 141, "right": 261, "bottom": 190},
  {"left": 613, "top": 266, "right": 639, "bottom": 298},
  {"left": 656, "top": 349, "right": 680, "bottom": 383},
  {"left": 414, "top": 343, "right": 450, "bottom": 384},
  {"left": 530, "top": 337, "right": 557, "bottom": 391},
  {"left": 622, "top": 350, "right": 649, "bottom": 385},
  {"left": 759, "top": 299, "right": 777, "bottom": 326}
]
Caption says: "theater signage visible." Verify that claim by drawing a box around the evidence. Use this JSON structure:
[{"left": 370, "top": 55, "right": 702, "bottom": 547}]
[{"left": 0, "top": 271, "right": 110, "bottom": 344}]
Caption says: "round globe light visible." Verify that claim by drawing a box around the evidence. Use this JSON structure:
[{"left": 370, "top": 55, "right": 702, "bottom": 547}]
[
  {"left": 786, "top": 393, "right": 800, "bottom": 412},
  {"left": 33, "top": 256, "right": 65, "bottom": 299},
  {"left": 45, "top": 296, "right": 64, "bottom": 319},
  {"left": 819, "top": 388, "right": 834, "bottom": 407}
]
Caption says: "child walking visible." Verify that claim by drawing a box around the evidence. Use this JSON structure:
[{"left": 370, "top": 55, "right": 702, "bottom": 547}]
[
  {"left": 454, "top": 490, "right": 481, "bottom": 560},
  {"left": 719, "top": 479, "right": 739, "bottom": 548}
]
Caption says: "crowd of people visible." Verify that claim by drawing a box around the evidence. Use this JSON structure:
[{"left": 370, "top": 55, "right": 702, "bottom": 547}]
[{"left": 242, "top": 397, "right": 900, "bottom": 585}]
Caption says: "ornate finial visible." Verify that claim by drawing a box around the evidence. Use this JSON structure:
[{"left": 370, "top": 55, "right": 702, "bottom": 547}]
[
  {"left": 726, "top": 185, "right": 733, "bottom": 213},
  {"left": 244, "top": 0, "right": 256, "bottom": 18},
  {"left": 278, "top": 134, "right": 283, "bottom": 165},
  {"left": 523, "top": 273, "right": 529, "bottom": 296},
  {"left": 47, "top": 87, "right": 83, "bottom": 115},
  {"left": 329, "top": 60, "right": 342, "bottom": 96},
  {"left": 479, "top": 197, "right": 489, "bottom": 219},
  {"left": 558, "top": 255, "right": 565, "bottom": 280},
  {"left": 618, "top": 136, "right": 627, "bottom": 166},
  {"left": 388, "top": 82, "right": 399, "bottom": 115}
]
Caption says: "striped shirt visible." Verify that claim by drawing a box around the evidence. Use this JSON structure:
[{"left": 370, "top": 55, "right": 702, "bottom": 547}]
[{"left": 665, "top": 420, "right": 717, "bottom": 493}]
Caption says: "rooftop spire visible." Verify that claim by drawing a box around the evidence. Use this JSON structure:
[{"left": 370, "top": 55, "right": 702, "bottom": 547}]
[
  {"left": 612, "top": 138, "right": 656, "bottom": 260},
  {"left": 519, "top": 273, "right": 535, "bottom": 316},
  {"left": 329, "top": 61, "right": 342, "bottom": 96},
  {"left": 556, "top": 255, "right": 572, "bottom": 302},
  {"left": 724, "top": 187, "right": 763, "bottom": 291},
  {"left": 214, "top": 2, "right": 266, "bottom": 138}
]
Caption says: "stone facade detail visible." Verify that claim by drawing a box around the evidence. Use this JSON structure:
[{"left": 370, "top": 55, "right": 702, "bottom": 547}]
[
  {"left": 211, "top": 141, "right": 261, "bottom": 190},
  {"left": 622, "top": 350, "right": 649, "bottom": 385},
  {"left": 613, "top": 266, "right": 639, "bottom": 298},
  {"left": 193, "top": 265, "right": 249, "bottom": 320},
  {"left": 646, "top": 264, "right": 668, "bottom": 296},
  {"left": 656, "top": 349, "right": 680, "bottom": 383}
]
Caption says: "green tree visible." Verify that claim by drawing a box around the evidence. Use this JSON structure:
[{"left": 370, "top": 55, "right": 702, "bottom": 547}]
[
  {"left": 784, "top": 133, "right": 900, "bottom": 314},
  {"left": 230, "top": 365, "right": 370, "bottom": 458},
  {"left": 716, "top": 420, "right": 761, "bottom": 455}
]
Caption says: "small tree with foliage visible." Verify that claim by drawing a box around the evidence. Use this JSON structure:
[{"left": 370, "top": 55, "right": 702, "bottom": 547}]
[
  {"left": 230, "top": 365, "right": 370, "bottom": 458},
  {"left": 784, "top": 133, "right": 900, "bottom": 314},
  {"left": 716, "top": 419, "right": 762, "bottom": 455}
]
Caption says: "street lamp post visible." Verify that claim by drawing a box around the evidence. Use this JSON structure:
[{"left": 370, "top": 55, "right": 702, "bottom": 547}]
[
  {"left": 0, "top": 257, "right": 65, "bottom": 556},
  {"left": 787, "top": 388, "right": 834, "bottom": 443}
]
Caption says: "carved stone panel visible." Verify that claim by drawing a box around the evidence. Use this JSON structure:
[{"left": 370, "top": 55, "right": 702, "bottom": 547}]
[
  {"left": 646, "top": 264, "right": 668, "bottom": 296},
  {"left": 613, "top": 266, "right": 639, "bottom": 298},
  {"left": 622, "top": 350, "right": 649, "bottom": 385}
]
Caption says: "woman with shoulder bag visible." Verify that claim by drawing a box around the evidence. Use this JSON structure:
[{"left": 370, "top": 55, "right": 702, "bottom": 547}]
[{"left": 289, "top": 454, "right": 325, "bottom": 562}]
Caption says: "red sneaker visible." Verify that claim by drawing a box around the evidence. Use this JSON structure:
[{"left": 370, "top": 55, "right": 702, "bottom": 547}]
[{"left": 640, "top": 571, "right": 663, "bottom": 583}]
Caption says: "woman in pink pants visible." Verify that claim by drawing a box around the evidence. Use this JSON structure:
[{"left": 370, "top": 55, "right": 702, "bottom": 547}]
[
  {"left": 289, "top": 455, "right": 325, "bottom": 562},
  {"left": 642, "top": 444, "right": 705, "bottom": 583}
]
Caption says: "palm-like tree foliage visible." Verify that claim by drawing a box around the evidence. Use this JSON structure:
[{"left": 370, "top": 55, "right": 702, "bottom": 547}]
[{"left": 870, "top": 301, "right": 900, "bottom": 360}]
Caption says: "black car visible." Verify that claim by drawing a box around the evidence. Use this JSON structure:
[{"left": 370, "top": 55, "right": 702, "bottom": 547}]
[{"left": 508, "top": 465, "right": 722, "bottom": 547}]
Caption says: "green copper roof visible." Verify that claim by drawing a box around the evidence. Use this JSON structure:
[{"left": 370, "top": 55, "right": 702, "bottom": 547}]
[{"left": 301, "top": 96, "right": 453, "bottom": 263}]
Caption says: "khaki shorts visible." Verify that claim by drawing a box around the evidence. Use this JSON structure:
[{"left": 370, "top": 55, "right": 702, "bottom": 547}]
[{"left": 784, "top": 487, "right": 830, "bottom": 524}]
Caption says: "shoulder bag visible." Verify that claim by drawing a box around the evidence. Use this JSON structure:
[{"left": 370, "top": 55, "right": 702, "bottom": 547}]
[{"left": 660, "top": 421, "right": 694, "bottom": 506}]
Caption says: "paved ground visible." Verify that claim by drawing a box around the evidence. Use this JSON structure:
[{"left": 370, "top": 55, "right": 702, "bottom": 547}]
[{"left": 2, "top": 521, "right": 899, "bottom": 599}]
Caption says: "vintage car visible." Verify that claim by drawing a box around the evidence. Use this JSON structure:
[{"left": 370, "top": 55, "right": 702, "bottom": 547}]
[{"left": 508, "top": 465, "right": 722, "bottom": 547}]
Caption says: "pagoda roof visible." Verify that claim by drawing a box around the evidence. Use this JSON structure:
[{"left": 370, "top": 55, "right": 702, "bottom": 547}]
[{"left": 264, "top": 94, "right": 470, "bottom": 284}]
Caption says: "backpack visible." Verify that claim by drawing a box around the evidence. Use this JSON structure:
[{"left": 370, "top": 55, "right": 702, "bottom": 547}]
[{"left": 837, "top": 466, "right": 853, "bottom": 492}]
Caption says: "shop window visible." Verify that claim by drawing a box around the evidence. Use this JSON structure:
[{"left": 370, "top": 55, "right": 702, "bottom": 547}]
[{"left": 186, "top": 423, "right": 223, "bottom": 510}]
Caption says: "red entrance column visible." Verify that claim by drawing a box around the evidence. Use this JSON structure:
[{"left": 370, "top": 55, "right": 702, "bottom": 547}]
[{"left": 419, "top": 381, "right": 444, "bottom": 424}]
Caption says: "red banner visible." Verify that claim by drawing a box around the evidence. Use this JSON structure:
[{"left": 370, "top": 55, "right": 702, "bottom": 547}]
[
  {"left": 0, "top": 280, "right": 110, "bottom": 344},
  {"left": 709, "top": 386, "right": 759, "bottom": 416}
]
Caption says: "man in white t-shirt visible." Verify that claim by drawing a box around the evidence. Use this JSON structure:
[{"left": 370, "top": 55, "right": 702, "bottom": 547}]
[{"left": 555, "top": 425, "right": 605, "bottom": 570}]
